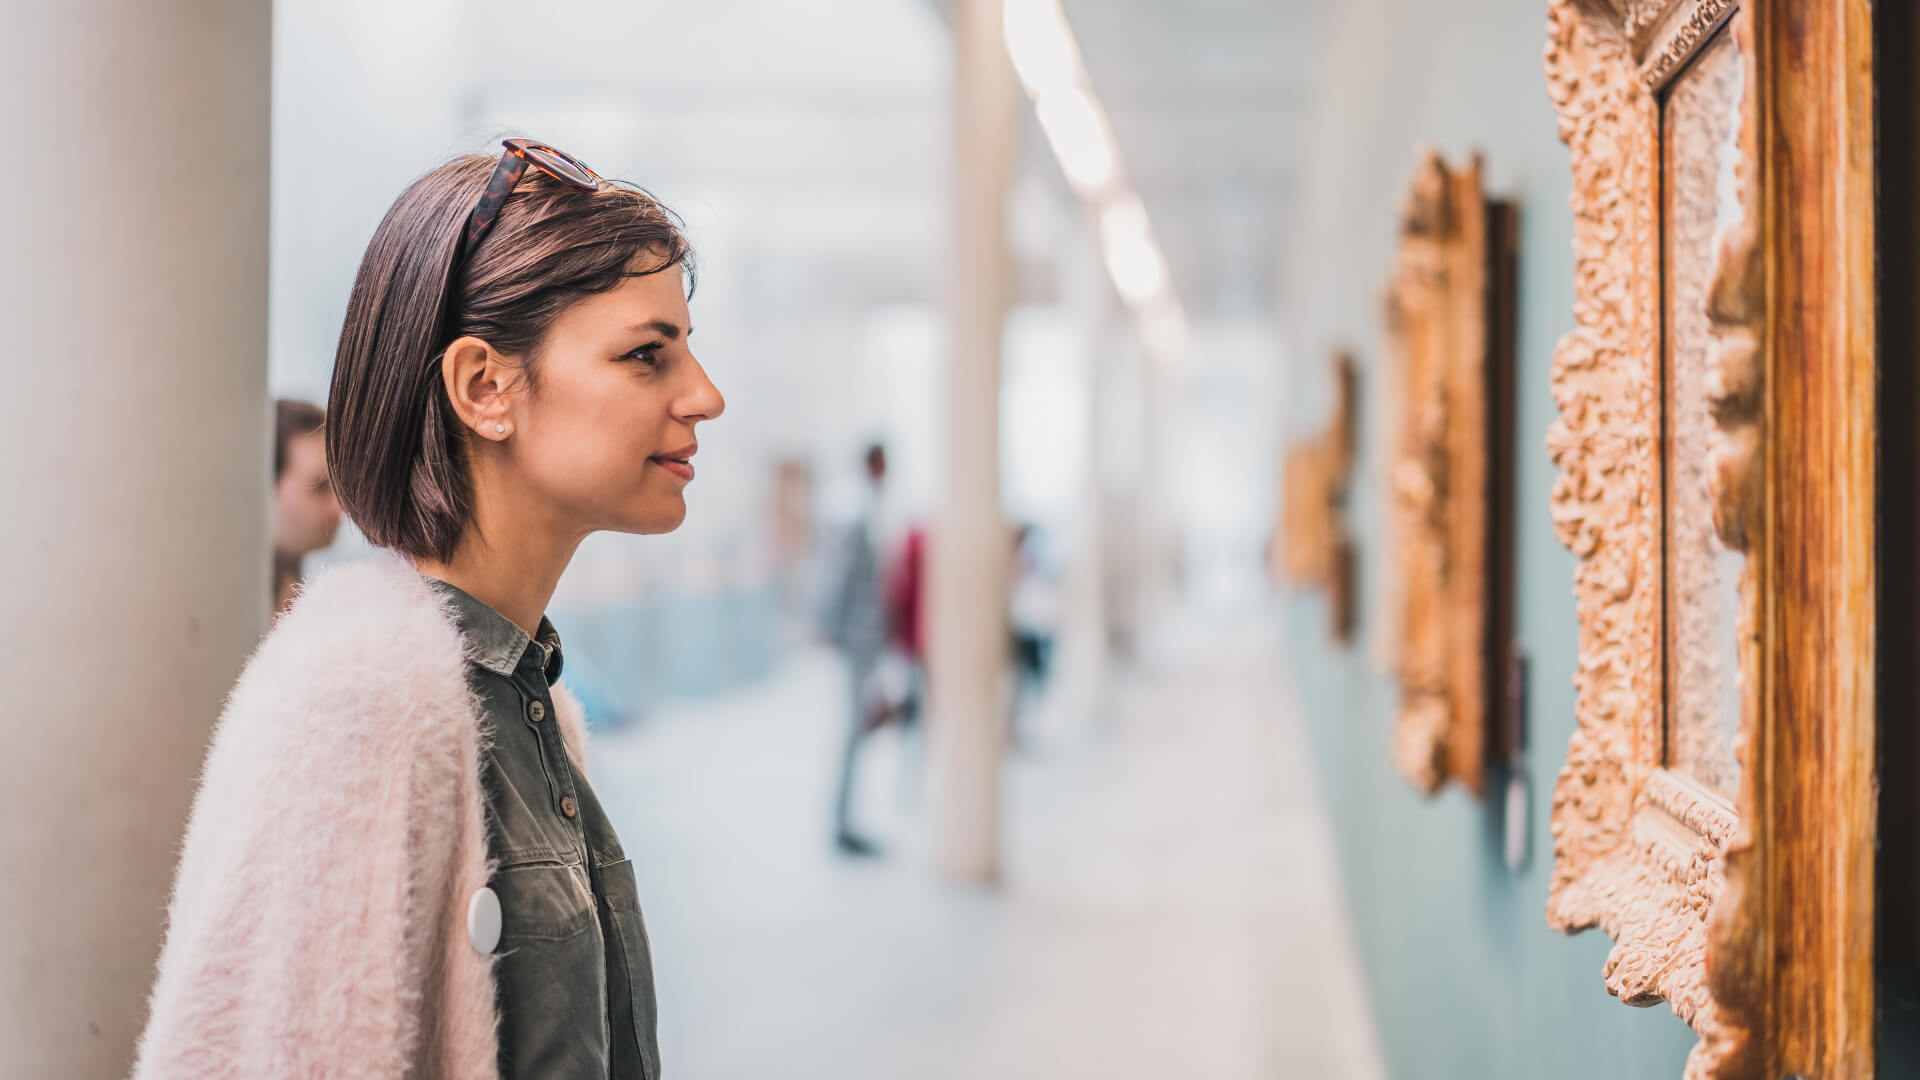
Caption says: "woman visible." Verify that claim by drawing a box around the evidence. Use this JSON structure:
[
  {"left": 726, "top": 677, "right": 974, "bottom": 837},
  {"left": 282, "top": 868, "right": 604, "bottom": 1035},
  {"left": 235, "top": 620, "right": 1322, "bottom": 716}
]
[{"left": 134, "top": 139, "right": 723, "bottom": 1079}]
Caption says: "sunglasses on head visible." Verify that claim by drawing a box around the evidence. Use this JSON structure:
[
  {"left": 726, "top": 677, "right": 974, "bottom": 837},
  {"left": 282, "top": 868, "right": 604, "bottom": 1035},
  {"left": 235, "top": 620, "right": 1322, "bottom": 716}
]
[{"left": 459, "top": 137, "right": 603, "bottom": 262}]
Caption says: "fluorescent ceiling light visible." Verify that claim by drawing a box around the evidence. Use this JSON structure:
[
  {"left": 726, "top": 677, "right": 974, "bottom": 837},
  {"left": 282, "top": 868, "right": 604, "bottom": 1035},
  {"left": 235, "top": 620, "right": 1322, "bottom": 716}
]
[
  {"left": 1002, "top": 0, "right": 1185, "bottom": 369},
  {"left": 1100, "top": 195, "right": 1169, "bottom": 304},
  {"left": 1003, "top": 0, "right": 1080, "bottom": 96},
  {"left": 1034, "top": 87, "right": 1117, "bottom": 197}
]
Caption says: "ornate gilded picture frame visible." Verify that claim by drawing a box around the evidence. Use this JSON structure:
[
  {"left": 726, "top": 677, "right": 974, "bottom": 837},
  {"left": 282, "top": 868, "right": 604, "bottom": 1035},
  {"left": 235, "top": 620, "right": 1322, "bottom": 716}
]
[
  {"left": 1279, "top": 350, "right": 1357, "bottom": 644},
  {"left": 1543, "top": 1, "right": 1875, "bottom": 1076},
  {"left": 1385, "top": 152, "right": 1517, "bottom": 798}
]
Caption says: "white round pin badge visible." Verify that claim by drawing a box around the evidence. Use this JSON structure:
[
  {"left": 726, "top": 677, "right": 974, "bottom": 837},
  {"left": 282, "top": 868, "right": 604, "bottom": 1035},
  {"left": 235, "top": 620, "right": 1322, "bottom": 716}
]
[{"left": 467, "top": 886, "right": 502, "bottom": 954}]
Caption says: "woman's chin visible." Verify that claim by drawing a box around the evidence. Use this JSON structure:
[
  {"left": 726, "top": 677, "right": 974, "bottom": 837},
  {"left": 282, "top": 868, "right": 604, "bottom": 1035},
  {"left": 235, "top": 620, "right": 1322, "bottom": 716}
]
[{"left": 611, "top": 498, "right": 687, "bottom": 536}]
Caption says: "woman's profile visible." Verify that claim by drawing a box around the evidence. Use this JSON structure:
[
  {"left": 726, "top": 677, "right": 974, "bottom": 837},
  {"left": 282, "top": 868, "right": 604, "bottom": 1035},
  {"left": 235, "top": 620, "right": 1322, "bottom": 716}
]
[{"left": 133, "top": 139, "right": 723, "bottom": 1079}]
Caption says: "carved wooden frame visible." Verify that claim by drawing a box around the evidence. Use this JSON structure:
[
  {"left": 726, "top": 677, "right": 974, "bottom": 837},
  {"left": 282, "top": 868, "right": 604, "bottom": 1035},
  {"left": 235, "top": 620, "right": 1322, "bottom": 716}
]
[
  {"left": 1544, "top": 1, "right": 1876, "bottom": 1076},
  {"left": 1385, "top": 152, "right": 1513, "bottom": 798},
  {"left": 1280, "top": 350, "right": 1357, "bottom": 644}
]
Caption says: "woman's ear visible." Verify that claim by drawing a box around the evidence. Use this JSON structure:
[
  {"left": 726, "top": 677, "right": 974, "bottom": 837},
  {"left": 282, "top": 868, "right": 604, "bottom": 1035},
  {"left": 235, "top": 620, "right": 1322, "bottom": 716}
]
[{"left": 441, "top": 336, "right": 519, "bottom": 440}]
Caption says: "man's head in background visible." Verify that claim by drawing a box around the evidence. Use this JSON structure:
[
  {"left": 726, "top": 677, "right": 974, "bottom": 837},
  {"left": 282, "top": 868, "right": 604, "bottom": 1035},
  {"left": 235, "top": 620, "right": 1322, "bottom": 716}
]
[{"left": 273, "top": 399, "right": 341, "bottom": 560}]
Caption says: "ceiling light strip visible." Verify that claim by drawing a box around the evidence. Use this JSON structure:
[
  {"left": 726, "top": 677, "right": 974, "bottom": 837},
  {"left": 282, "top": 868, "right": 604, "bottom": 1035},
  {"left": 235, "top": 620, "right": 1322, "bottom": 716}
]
[{"left": 1003, "top": 0, "right": 1190, "bottom": 368}]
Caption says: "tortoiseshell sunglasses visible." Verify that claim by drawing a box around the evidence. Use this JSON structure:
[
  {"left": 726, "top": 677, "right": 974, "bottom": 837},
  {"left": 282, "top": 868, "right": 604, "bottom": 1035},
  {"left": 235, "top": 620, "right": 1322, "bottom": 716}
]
[{"left": 459, "top": 138, "right": 603, "bottom": 261}]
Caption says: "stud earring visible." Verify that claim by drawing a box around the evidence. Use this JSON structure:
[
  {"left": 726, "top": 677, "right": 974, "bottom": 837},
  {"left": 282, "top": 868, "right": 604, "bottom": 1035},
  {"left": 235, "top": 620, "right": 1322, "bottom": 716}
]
[{"left": 495, "top": 424, "right": 506, "bottom": 434}]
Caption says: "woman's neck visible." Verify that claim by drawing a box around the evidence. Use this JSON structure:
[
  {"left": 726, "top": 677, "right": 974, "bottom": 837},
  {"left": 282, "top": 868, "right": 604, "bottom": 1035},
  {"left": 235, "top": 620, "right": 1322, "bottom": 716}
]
[
  {"left": 414, "top": 513, "right": 583, "bottom": 639},
  {"left": 414, "top": 445, "right": 591, "bottom": 636}
]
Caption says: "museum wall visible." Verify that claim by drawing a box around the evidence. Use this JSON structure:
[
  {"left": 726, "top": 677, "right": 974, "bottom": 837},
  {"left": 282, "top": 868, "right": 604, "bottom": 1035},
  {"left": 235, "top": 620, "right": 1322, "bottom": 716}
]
[{"left": 1277, "top": 0, "right": 1701, "bottom": 1074}]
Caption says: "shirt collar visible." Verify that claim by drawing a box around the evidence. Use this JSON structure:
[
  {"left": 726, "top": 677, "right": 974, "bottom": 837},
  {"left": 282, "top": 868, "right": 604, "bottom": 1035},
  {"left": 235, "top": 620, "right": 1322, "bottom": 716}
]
[{"left": 424, "top": 577, "right": 564, "bottom": 682}]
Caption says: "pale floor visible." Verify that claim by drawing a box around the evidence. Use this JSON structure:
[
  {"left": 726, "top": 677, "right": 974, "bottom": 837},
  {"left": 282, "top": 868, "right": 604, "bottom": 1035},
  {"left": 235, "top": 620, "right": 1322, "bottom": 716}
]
[{"left": 590, "top": 603, "right": 1385, "bottom": 1080}]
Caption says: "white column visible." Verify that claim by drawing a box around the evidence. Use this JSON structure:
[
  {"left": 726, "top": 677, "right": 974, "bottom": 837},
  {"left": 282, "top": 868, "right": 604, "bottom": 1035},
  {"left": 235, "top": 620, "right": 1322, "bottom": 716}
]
[
  {"left": 1099, "top": 333, "right": 1150, "bottom": 662},
  {"left": 1053, "top": 215, "right": 1112, "bottom": 725},
  {"left": 1137, "top": 345, "right": 1174, "bottom": 629},
  {"left": 930, "top": 0, "right": 1018, "bottom": 884},
  {"left": 0, "top": 5, "right": 271, "bottom": 1076}
]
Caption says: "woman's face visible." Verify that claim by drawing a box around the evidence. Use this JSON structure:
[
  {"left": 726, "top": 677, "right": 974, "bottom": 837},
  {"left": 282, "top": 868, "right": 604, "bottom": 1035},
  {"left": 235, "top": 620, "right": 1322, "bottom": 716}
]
[{"left": 501, "top": 263, "right": 724, "bottom": 536}]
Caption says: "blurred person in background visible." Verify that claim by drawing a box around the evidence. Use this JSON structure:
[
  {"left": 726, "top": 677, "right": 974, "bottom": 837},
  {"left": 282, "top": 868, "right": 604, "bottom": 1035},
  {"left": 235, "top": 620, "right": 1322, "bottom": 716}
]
[
  {"left": 821, "top": 441, "right": 891, "bottom": 857},
  {"left": 876, "top": 522, "right": 929, "bottom": 807},
  {"left": 135, "top": 138, "right": 722, "bottom": 1080},
  {"left": 1008, "top": 522, "right": 1060, "bottom": 739},
  {"left": 883, "top": 523, "right": 928, "bottom": 729},
  {"left": 271, "top": 398, "right": 341, "bottom": 617}
]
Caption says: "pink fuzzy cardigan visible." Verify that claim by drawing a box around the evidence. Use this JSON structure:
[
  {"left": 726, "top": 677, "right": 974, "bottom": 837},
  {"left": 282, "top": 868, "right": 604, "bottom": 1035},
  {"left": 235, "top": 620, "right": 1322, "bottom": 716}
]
[{"left": 133, "top": 553, "right": 590, "bottom": 1079}]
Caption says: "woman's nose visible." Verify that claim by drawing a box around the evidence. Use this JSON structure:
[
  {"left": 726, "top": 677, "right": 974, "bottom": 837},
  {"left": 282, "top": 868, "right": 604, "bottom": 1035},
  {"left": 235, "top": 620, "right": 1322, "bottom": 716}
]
[{"left": 682, "top": 359, "right": 725, "bottom": 422}]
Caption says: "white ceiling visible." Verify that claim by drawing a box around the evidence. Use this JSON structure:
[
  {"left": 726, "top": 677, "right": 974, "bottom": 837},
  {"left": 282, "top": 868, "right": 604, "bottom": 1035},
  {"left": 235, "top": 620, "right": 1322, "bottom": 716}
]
[
  {"left": 1063, "top": 0, "right": 1323, "bottom": 319},
  {"left": 468, "top": 0, "right": 1327, "bottom": 321},
  {"left": 925, "top": 0, "right": 1327, "bottom": 320},
  {"left": 273, "top": 0, "right": 1329, "bottom": 400}
]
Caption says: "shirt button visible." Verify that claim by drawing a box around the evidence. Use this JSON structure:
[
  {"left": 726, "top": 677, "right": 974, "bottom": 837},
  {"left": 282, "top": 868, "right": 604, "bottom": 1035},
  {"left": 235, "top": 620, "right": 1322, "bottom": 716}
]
[
  {"left": 527, "top": 700, "right": 546, "bottom": 722},
  {"left": 560, "top": 796, "right": 577, "bottom": 819}
]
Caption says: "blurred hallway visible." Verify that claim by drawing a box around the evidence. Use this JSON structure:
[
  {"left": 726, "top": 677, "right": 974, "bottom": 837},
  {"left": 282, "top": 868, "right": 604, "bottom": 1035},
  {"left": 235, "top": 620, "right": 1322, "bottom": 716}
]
[{"left": 591, "top": 602, "right": 1384, "bottom": 1079}]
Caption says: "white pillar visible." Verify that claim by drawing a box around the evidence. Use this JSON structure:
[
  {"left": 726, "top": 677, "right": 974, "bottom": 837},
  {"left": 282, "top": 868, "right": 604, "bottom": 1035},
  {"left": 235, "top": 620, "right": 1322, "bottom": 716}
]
[
  {"left": 1100, "top": 334, "right": 1150, "bottom": 662},
  {"left": 1054, "top": 216, "right": 1112, "bottom": 725},
  {"left": 1138, "top": 345, "right": 1174, "bottom": 628},
  {"left": 0, "top": 5, "right": 271, "bottom": 1075},
  {"left": 930, "top": 0, "right": 1018, "bottom": 884}
]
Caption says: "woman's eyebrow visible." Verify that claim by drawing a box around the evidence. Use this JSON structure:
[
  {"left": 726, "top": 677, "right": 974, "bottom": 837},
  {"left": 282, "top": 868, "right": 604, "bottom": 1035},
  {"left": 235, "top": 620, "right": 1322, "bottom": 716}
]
[{"left": 625, "top": 319, "right": 690, "bottom": 340}]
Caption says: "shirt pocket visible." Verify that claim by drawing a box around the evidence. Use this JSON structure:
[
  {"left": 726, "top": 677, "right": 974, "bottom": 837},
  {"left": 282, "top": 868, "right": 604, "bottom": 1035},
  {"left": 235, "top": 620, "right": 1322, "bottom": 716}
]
[
  {"left": 597, "top": 857, "right": 661, "bottom": 1079},
  {"left": 491, "top": 860, "right": 597, "bottom": 944},
  {"left": 489, "top": 859, "right": 611, "bottom": 1076}
]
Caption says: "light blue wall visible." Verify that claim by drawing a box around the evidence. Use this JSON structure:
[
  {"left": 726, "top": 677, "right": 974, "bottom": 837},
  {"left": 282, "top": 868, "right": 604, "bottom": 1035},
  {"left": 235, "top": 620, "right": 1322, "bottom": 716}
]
[
  {"left": 1279, "top": 2, "right": 1699, "bottom": 1076},
  {"left": 554, "top": 584, "right": 783, "bottom": 721}
]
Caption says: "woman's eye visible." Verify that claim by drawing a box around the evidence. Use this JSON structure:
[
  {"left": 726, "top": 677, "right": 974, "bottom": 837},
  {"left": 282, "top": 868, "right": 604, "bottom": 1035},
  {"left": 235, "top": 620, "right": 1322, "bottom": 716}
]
[{"left": 622, "top": 344, "right": 662, "bottom": 368}]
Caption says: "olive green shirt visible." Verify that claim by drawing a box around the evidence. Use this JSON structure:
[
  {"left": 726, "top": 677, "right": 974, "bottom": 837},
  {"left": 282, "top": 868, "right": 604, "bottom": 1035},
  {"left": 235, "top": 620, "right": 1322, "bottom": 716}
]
[{"left": 426, "top": 579, "right": 660, "bottom": 1079}]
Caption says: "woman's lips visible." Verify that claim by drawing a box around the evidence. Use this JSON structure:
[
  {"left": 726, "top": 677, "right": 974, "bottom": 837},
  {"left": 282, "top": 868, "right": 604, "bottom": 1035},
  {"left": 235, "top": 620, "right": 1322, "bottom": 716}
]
[{"left": 651, "top": 455, "right": 695, "bottom": 482}]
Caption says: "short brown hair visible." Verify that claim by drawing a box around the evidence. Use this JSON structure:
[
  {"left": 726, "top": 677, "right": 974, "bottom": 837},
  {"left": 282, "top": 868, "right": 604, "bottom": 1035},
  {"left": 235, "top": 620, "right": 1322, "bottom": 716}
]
[
  {"left": 274, "top": 399, "right": 326, "bottom": 481},
  {"left": 326, "top": 150, "right": 693, "bottom": 562}
]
